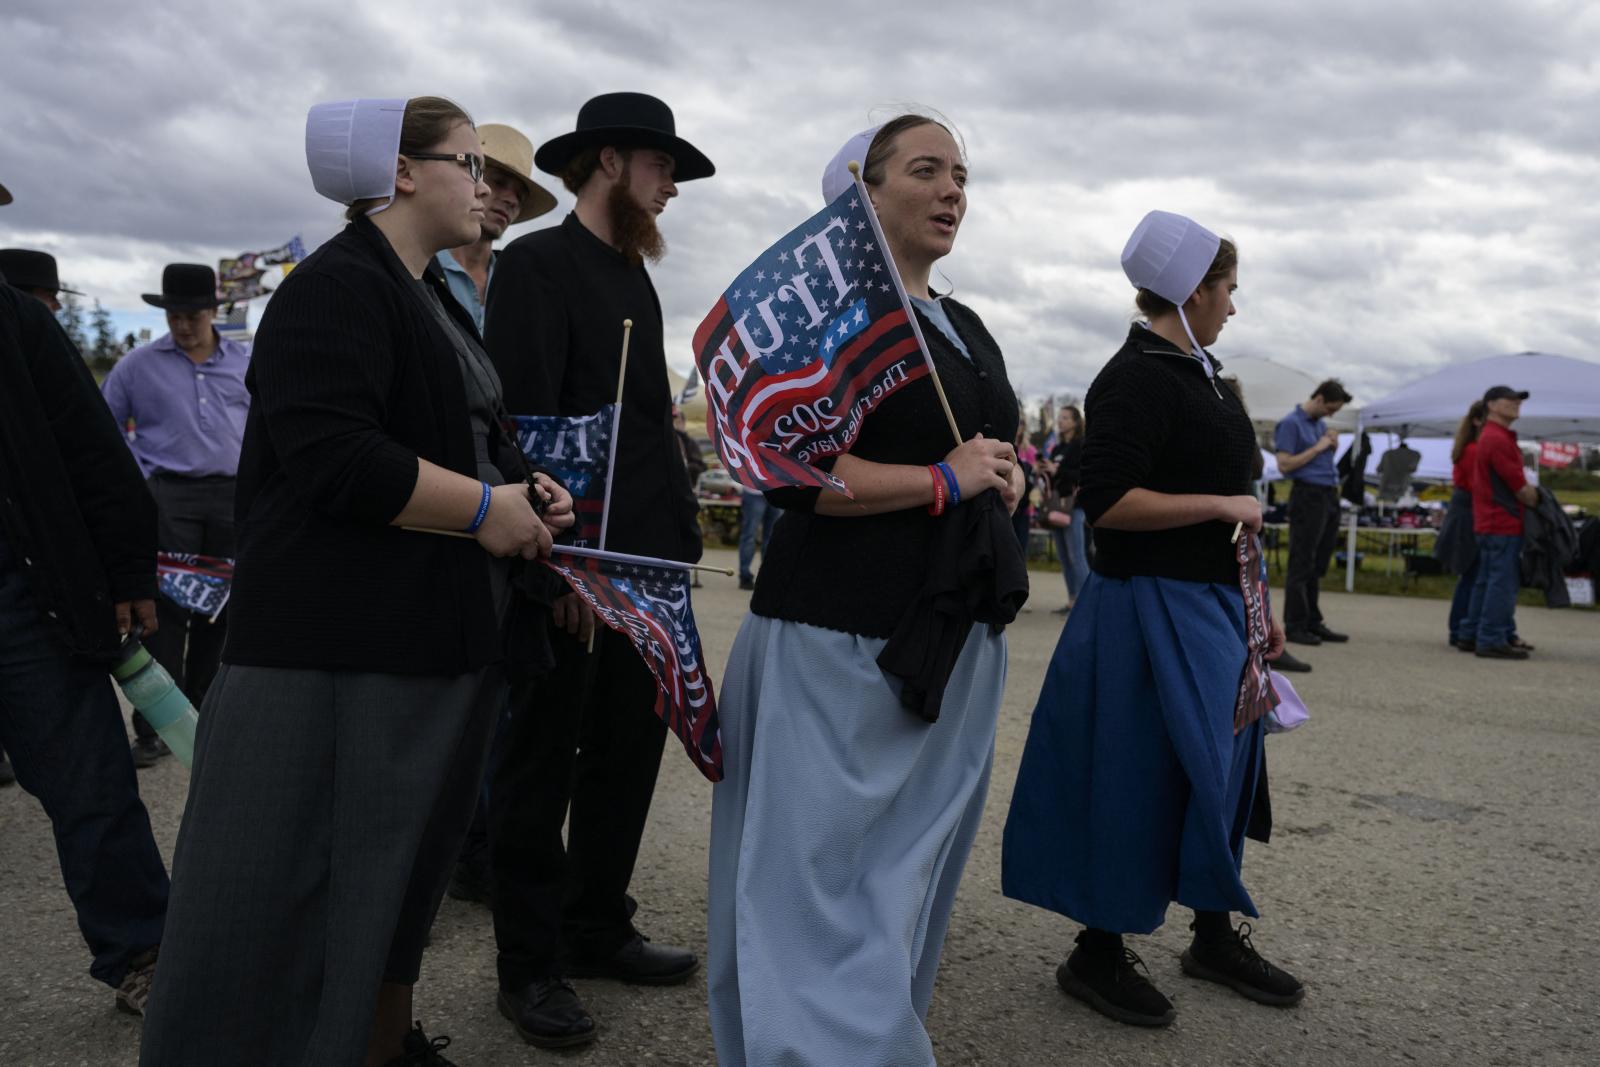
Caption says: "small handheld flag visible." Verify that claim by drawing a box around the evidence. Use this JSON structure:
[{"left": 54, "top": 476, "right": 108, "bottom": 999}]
[
  {"left": 510, "top": 405, "right": 616, "bottom": 548},
  {"left": 156, "top": 552, "right": 234, "bottom": 619},
  {"left": 693, "top": 181, "right": 933, "bottom": 495},
  {"left": 1233, "top": 531, "right": 1280, "bottom": 734},
  {"left": 544, "top": 551, "right": 723, "bottom": 781}
]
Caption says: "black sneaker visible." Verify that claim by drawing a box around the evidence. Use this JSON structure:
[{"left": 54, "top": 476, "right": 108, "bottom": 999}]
[
  {"left": 1456, "top": 639, "right": 1477, "bottom": 653},
  {"left": 1475, "top": 644, "right": 1529, "bottom": 660},
  {"left": 130, "top": 737, "right": 171, "bottom": 769},
  {"left": 383, "top": 1022, "right": 458, "bottom": 1066},
  {"left": 1309, "top": 623, "right": 1349, "bottom": 643},
  {"left": 1284, "top": 629, "right": 1322, "bottom": 646},
  {"left": 738, "top": 577, "right": 755, "bottom": 591},
  {"left": 498, "top": 979, "right": 597, "bottom": 1049},
  {"left": 1180, "top": 920, "right": 1304, "bottom": 1006},
  {"left": 1055, "top": 934, "right": 1175, "bottom": 1027}
]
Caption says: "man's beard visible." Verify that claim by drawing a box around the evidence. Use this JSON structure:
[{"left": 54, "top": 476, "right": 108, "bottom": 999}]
[{"left": 607, "top": 172, "right": 666, "bottom": 267}]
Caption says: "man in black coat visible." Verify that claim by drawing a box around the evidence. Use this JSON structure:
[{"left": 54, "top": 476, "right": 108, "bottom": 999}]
[
  {"left": 482, "top": 92, "right": 711, "bottom": 1049},
  {"left": 0, "top": 280, "right": 170, "bottom": 1014}
]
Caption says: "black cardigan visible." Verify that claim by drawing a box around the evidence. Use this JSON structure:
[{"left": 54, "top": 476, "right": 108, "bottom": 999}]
[
  {"left": 225, "top": 217, "right": 503, "bottom": 675},
  {"left": 1078, "top": 324, "right": 1258, "bottom": 585},
  {"left": 0, "top": 284, "right": 157, "bottom": 660},
  {"left": 750, "top": 298, "right": 1020, "bottom": 638}
]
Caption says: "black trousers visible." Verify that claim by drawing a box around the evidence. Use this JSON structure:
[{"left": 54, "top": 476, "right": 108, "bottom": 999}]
[
  {"left": 136, "top": 473, "right": 235, "bottom": 740},
  {"left": 1283, "top": 482, "right": 1341, "bottom": 630},
  {"left": 490, "top": 623, "right": 667, "bottom": 987}
]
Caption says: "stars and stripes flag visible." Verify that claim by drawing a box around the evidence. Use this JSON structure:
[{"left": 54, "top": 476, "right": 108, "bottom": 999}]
[
  {"left": 543, "top": 549, "right": 723, "bottom": 781},
  {"left": 693, "top": 181, "right": 931, "bottom": 495},
  {"left": 1233, "top": 531, "right": 1281, "bottom": 734},
  {"left": 157, "top": 552, "right": 234, "bottom": 619},
  {"left": 509, "top": 405, "right": 615, "bottom": 548}
]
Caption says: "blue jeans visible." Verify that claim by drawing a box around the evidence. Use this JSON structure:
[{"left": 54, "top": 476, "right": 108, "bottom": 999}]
[
  {"left": 739, "top": 491, "right": 781, "bottom": 582},
  {"left": 1448, "top": 554, "right": 1480, "bottom": 643},
  {"left": 1468, "top": 534, "right": 1523, "bottom": 649},
  {"left": 0, "top": 535, "right": 168, "bottom": 987},
  {"left": 1051, "top": 509, "right": 1090, "bottom": 602}
]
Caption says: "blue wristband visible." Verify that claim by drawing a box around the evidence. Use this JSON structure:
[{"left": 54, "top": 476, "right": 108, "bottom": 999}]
[
  {"left": 938, "top": 462, "right": 961, "bottom": 505},
  {"left": 465, "top": 481, "right": 492, "bottom": 534}
]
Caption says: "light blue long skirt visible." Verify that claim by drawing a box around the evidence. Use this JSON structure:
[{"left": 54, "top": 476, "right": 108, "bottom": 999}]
[{"left": 707, "top": 613, "right": 1006, "bottom": 1067}]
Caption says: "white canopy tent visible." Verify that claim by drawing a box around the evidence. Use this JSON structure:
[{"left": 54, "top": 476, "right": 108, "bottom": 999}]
[
  {"left": 1359, "top": 352, "right": 1600, "bottom": 443},
  {"left": 1222, "top": 354, "right": 1359, "bottom": 434}
]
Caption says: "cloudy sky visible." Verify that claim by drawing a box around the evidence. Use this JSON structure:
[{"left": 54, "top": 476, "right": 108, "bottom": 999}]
[{"left": 3, "top": 0, "right": 1596, "bottom": 405}]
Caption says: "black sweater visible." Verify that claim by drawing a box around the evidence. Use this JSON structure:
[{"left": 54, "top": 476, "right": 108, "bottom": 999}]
[
  {"left": 751, "top": 298, "right": 1020, "bottom": 637},
  {"left": 225, "top": 217, "right": 505, "bottom": 675},
  {"left": 0, "top": 284, "right": 157, "bottom": 660},
  {"left": 484, "top": 213, "right": 701, "bottom": 562},
  {"left": 1079, "top": 324, "right": 1257, "bottom": 585}
]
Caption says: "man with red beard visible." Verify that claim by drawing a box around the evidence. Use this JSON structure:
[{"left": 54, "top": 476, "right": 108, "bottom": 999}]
[{"left": 482, "top": 92, "right": 713, "bottom": 1050}]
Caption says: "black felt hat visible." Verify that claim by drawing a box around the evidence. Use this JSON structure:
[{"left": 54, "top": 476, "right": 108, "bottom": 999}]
[
  {"left": 534, "top": 92, "right": 715, "bottom": 182},
  {"left": 0, "top": 249, "right": 82, "bottom": 295},
  {"left": 141, "top": 263, "right": 221, "bottom": 311}
]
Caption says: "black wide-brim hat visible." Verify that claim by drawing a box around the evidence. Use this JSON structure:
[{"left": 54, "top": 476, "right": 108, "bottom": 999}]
[
  {"left": 142, "top": 263, "right": 222, "bottom": 311},
  {"left": 0, "top": 248, "right": 83, "bottom": 295},
  {"left": 535, "top": 92, "right": 715, "bottom": 182}
]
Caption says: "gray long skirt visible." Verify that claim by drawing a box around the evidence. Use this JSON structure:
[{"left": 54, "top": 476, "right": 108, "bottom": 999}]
[
  {"left": 708, "top": 614, "right": 1006, "bottom": 1067},
  {"left": 139, "top": 662, "right": 503, "bottom": 1066}
]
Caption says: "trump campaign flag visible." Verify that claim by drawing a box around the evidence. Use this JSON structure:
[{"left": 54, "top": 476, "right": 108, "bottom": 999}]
[
  {"left": 157, "top": 552, "right": 234, "bottom": 618},
  {"left": 544, "top": 548, "right": 723, "bottom": 781},
  {"left": 510, "top": 405, "right": 615, "bottom": 548},
  {"left": 694, "top": 181, "right": 935, "bottom": 495},
  {"left": 1233, "top": 532, "right": 1280, "bottom": 734}
]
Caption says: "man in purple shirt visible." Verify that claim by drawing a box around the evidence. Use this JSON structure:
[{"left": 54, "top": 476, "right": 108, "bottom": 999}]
[{"left": 101, "top": 263, "right": 249, "bottom": 766}]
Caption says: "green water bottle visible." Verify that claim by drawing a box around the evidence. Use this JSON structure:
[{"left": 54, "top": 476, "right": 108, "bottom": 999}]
[{"left": 110, "top": 631, "right": 199, "bottom": 768}]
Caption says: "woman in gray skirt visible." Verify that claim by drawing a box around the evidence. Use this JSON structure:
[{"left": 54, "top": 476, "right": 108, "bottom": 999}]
[
  {"left": 706, "top": 114, "right": 1025, "bottom": 1067},
  {"left": 140, "top": 97, "right": 570, "bottom": 1067}
]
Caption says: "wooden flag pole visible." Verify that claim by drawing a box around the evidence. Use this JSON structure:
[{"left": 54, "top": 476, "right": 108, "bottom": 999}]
[
  {"left": 849, "top": 160, "right": 963, "bottom": 450},
  {"left": 590, "top": 318, "right": 633, "bottom": 652}
]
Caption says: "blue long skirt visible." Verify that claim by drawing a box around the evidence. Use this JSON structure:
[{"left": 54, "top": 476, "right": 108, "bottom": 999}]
[
  {"left": 708, "top": 613, "right": 1006, "bottom": 1067},
  {"left": 1001, "top": 572, "right": 1264, "bottom": 934}
]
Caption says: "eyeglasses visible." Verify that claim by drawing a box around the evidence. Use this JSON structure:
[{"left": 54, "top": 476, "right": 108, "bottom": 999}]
[{"left": 406, "top": 152, "right": 485, "bottom": 184}]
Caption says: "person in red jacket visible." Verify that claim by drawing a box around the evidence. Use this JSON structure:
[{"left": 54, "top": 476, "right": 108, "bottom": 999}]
[{"left": 1466, "top": 385, "right": 1539, "bottom": 659}]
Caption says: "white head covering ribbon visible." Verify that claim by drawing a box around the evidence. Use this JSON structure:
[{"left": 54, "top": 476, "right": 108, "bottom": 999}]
[
  {"left": 1120, "top": 209, "right": 1222, "bottom": 375},
  {"left": 305, "top": 98, "right": 407, "bottom": 216},
  {"left": 821, "top": 125, "right": 881, "bottom": 205}
]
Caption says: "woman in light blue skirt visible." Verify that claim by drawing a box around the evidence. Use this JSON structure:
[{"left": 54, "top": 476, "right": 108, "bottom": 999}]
[{"left": 706, "top": 114, "right": 1025, "bottom": 1066}]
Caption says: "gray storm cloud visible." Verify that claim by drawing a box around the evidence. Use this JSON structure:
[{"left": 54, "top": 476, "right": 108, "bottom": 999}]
[{"left": 2, "top": 0, "right": 1595, "bottom": 403}]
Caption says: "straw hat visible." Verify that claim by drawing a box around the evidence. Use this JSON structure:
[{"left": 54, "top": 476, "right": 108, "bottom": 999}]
[{"left": 477, "top": 124, "right": 557, "bottom": 223}]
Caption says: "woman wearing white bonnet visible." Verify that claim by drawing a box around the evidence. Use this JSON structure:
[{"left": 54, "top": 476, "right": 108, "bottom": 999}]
[
  {"left": 706, "top": 114, "right": 1025, "bottom": 1066},
  {"left": 141, "top": 96, "right": 571, "bottom": 1066},
  {"left": 1002, "top": 211, "right": 1306, "bottom": 1027}
]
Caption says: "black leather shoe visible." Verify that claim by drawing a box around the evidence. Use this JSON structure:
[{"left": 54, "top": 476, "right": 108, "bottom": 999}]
[
  {"left": 130, "top": 737, "right": 171, "bottom": 769},
  {"left": 1309, "top": 623, "right": 1348, "bottom": 643},
  {"left": 738, "top": 576, "right": 755, "bottom": 591},
  {"left": 567, "top": 934, "right": 699, "bottom": 986},
  {"left": 1284, "top": 629, "right": 1321, "bottom": 646},
  {"left": 1270, "top": 650, "right": 1312, "bottom": 673},
  {"left": 498, "top": 979, "right": 596, "bottom": 1049},
  {"left": 1475, "top": 644, "right": 1529, "bottom": 660},
  {"left": 1456, "top": 639, "right": 1476, "bottom": 653}
]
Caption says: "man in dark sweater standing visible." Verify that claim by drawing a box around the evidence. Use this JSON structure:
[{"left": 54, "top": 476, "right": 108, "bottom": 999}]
[
  {"left": 1275, "top": 379, "right": 1352, "bottom": 646},
  {"left": 482, "top": 92, "right": 712, "bottom": 1049},
  {"left": 0, "top": 280, "right": 169, "bottom": 1015}
]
